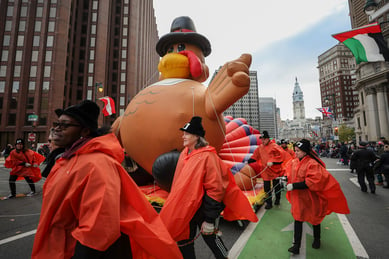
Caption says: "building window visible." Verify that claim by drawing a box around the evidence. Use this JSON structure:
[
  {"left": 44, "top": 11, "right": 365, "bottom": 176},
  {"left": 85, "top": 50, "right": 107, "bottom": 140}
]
[
  {"left": 1, "top": 50, "right": 9, "bottom": 62},
  {"left": 49, "top": 7, "right": 56, "bottom": 18},
  {"left": 30, "top": 66, "right": 37, "bottom": 77},
  {"left": 17, "top": 35, "right": 24, "bottom": 46},
  {"left": 89, "top": 50, "right": 95, "bottom": 60},
  {"left": 44, "top": 66, "right": 51, "bottom": 77},
  {"left": 0, "top": 81, "right": 5, "bottom": 93},
  {"left": 45, "top": 51, "right": 52, "bottom": 62},
  {"left": 7, "top": 6, "right": 13, "bottom": 16},
  {"left": 15, "top": 50, "right": 22, "bottom": 61},
  {"left": 0, "top": 66, "right": 7, "bottom": 77},
  {"left": 12, "top": 81, "right": 19, "bottom": 93},
  {"left": 36, "top": 7, "right": 43, "bottom": 17},
  {"left": 88, "top": 63, "right": 94, "bottom": 73},
  {"left": 35, "top": 21, "right": 42, "bottom": 32},
  {"left": 43, "top": 81, "right": 50, "bottom": 91},
  {"left": 33, "top": 36, "right": 40, "bottom": 46},
  {"left": 29, "top": 81, "right": 35, "bottom": 91},
  {"left": 3, "top": 35, "right": 10, "bottom": 46},
  {"left": 19, "top": 21, "right": 26, "bottom": 31},
  {"left": 27, "top": 97, "right": 34, "bottom": 109},
  {"left": 31, "top": 51, "right": 39, "bottom": 62},
  {"left": 20, "top": 6, "right": 28, "bottom": 17},
  {"left": 47, "top": 36, "right": 54, "bottom": 47},
  {"left": 13, "top": 65, "right": 21, "bottom": 77},
  {"left": 8, "top": 114, "right": 16, "bottom": 126},
  {"left": 48, "top": 21, "right": 55, "bottom": 32}
]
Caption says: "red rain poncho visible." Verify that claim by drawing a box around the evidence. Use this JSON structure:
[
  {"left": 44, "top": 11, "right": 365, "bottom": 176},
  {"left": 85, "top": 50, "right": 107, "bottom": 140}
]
[
  {"left": 285, "top": 156, "right": 350, "bottom": 225},
  {"left": 160, "top": 146, "right": 258, "bottom": 241},
  {"left": 32, "top": 133, "right": 181, "bottom": 259},
  {"left": 5, "top": 149, "right": 45, "bottom": 182}
]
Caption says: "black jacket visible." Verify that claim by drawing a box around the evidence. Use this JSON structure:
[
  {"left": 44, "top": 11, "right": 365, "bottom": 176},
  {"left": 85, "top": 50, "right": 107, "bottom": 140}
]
[{"left": 350, "top": 148, "right": 377, "bottom": 170}]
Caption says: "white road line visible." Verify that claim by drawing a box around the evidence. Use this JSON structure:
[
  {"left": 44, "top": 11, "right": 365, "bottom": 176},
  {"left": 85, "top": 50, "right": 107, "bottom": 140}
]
[
  {"left": 338, "top": 214, "right": 369, "bottom": 259},
  {"left": 228, "top": 206, "right": 265, "bottom": 258},
  {"left": 0, "top": 229, "right": 36, "bottom": 246}
]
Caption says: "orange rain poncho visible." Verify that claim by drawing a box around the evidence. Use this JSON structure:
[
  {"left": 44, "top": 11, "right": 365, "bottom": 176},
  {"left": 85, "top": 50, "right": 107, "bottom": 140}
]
[
  {"left": 160, "top": 146, "right": 258, "bottom": 241},
  {"left": 32, "top": 133, "right": 181, "bottom": 259},
  {"left": 250, "top": 141, "right": 285, "bottom": 180},
  {"left": 5, "top": 149, "right": 45, "bottom": 182},
  {"left": 285, "top": 156, "right": 350, "bottom": 225}
]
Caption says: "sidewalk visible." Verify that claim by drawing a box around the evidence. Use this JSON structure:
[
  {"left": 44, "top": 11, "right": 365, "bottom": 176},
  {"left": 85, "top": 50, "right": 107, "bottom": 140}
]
[{"left": 230, "top": 193, "right": 359, "bottom": 259}]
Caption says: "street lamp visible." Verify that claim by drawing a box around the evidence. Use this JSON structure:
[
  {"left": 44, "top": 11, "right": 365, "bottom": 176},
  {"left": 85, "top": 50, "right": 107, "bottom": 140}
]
[
  {"left": 364, "top": 0, "right": 378, "bottom": 16},
  {"left": 94, "top": 82, "right": 103, "bottom": 102}
]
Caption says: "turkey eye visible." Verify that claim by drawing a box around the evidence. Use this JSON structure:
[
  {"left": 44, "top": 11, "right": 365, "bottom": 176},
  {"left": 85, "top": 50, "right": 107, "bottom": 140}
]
[
  {"left": 177, "top": 43, "right": 186, "bottom": 52},
  {"left": 167, "top": 46, "right": 174, "bottom": 53}
]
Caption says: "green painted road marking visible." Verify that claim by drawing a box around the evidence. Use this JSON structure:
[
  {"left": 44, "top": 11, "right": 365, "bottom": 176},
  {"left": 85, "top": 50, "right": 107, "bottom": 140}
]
[{"left": 235, "top": 193, "right": 357, "bottom": 259}]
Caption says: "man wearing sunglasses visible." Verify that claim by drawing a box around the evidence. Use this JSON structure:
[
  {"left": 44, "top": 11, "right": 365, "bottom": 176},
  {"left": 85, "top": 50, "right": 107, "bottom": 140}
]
[{"left": 32, "top": 100, "right": 181, "bottom": 259}]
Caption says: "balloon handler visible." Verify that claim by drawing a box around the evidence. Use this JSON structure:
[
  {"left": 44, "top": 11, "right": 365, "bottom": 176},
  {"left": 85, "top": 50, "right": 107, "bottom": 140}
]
[{"left": 159, "top": 116, "right": 258, "bottom": 258}]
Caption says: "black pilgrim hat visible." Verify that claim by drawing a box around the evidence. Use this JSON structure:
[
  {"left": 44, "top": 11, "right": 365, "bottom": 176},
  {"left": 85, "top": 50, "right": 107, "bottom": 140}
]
[
  {"left": 156, "top": 16, "right": 211, "bottom": 57},
  {"left": 180, "top": 116, "right": 205, "bottom": 137}
]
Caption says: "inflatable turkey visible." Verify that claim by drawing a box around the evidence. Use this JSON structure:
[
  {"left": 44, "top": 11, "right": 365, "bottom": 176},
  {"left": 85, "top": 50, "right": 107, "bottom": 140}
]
[{"left": 113, "top": 16, "right": 252, "bottom": 175}]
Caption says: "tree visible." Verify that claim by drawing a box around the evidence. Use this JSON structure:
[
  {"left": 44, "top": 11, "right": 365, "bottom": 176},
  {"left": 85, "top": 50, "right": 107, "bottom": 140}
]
[{"left": 339, "top": 124, "right": 355, "bottom": 143}]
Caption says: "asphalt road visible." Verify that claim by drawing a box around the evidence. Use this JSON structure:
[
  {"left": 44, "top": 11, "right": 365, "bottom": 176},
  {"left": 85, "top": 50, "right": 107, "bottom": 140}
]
[{"left": 0, "top": 157, "right": 388, "bottom": 258}]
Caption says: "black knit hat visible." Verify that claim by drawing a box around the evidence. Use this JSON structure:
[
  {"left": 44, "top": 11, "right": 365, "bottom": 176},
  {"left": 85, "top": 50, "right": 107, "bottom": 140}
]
[
  {"left": 295, "top": 139, "right": 311, "bottom": 153},
  {"left": 280, "top": 139, "right": 288, "bottom": 144},
  {"left": 180, "top": 116, "right": 205, "bottom": 137},
  {"left": 56, "top": 100, "right": 99, "bottom": 130},
  {"left": 156, "top": 16, "right": 211, "bottom": 57},
  {"left": 15, "top": 138, "right": 24, "bottom": 145},
  {"left": 260, "top": 130, "right": 270, "bottom": 139}
]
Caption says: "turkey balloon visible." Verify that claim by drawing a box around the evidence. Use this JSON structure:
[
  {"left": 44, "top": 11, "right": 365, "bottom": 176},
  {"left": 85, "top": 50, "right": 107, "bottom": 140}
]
[{"left": 113, "top": 16, "right": 252, "bottom": 175}]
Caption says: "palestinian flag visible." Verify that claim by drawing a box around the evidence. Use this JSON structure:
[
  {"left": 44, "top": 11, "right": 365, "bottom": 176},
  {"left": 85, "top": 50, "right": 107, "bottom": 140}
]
[{"left": 332, "top": 23, "right": 389, "bottom": 64}]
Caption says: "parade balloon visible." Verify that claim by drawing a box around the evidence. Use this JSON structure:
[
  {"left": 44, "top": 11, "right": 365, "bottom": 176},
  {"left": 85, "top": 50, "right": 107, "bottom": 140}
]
[{"left": 152, "top": 151, "right": 180, "bottom": 192}]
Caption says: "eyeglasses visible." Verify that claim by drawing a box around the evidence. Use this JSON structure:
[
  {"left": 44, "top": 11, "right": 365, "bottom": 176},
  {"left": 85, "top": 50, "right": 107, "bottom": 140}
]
[{"left": 53, "top": 122, "right": 81, "bottom": 129}]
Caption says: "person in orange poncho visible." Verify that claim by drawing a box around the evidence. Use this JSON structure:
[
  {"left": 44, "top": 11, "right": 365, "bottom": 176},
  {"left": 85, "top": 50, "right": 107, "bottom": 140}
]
[
  {"left": 32, "top": 100, "right": 181, "bottom": 259},
  {"left": 285, "top": 139, "right": 350, "bottom": 255},
  {"left": 160, "top": 116, "right": 257, "bottom": 259},
  {"left": 248, "top": 131, "right": 286, "bottom": 209},
  {"left": 4, "top": 138, "right": 45, "bottom": 199}
]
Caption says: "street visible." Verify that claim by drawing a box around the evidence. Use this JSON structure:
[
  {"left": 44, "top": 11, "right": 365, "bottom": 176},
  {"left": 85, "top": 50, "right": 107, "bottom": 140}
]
[{"left": 0, "top": 157, "right": 388, "bottom": 258}]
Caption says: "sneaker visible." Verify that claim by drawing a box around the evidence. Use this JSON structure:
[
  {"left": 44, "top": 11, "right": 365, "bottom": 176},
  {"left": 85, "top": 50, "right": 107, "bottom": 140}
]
[
  {"left": 274, "top": 199, "right": 280, "bottom": 206},
  {"left": 265, "top": 204, "right": 273, "bottom": 210},
  {"left": 4, "top": 194, "right": 15, "bottom": 199},
  {"left": 375, "top": 182, "right": 383, "bottom": 186},
  {"left": 26, "top": 192, "right": 36, "bottom": 197}
]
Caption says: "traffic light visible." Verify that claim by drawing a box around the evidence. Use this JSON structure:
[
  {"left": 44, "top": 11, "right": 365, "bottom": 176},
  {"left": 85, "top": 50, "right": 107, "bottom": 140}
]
[
  {"left": 334, "top": 127, "right": 338, "bottom": 135},
  {"left": 96, "top": 82, "right": 103, "bottom": 92}
]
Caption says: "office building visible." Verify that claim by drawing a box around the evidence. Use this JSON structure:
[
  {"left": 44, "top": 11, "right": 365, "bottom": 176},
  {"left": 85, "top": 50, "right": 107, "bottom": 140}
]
[
  {"left": 0, "top": 0, "right": 159, "bottom": 147},
  {"left": 258, "top": 97, "right": 278, "bottom": 139},
  {"left": 224, "top": 70, "right": 260, "bottom": 130},
  {"left": 347, "top": 0, "right": 389, "bottom": 142}
]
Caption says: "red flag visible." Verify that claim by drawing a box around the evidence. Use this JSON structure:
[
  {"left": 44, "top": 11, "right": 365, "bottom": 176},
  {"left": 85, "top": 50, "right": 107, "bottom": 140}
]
[{"left": 99, "top": 96, "right": 116, "bottom": 116}]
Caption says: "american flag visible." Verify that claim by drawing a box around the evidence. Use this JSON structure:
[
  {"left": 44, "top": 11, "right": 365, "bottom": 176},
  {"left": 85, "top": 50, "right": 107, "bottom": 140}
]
[{"left": 317, "top": 107, "right": 334, "bottom": 119}]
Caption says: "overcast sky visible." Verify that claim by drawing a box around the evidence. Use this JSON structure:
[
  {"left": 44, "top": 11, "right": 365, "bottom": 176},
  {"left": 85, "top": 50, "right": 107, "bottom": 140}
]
[{"left": 153, "top": 0, "right": 352, "bottom": 120}]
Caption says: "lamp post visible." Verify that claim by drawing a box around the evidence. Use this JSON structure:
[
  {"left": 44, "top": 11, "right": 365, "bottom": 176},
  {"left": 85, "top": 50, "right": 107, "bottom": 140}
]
[
  {"left": 364, "top": 0, "right": 378, "bottom": 16},
  {"left": 94, "top": 82, "right": 103, "bottom": 102}
]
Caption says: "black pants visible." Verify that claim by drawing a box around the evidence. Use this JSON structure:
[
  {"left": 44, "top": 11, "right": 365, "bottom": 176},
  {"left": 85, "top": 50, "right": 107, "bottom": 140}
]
[
  {"left": 9, "top": 174, "right": 35, "bottom": 195},
  {"left": 178, "top": 217, "right": 228, "bottom": 259},
  {"left": 293, "top": 220, "right": 320, "bottom": 247},
  {"left": 356, "top": 168, "right": 375, "bottom": 193},
  {"left": 263, "top": 178, "right": 281, "bottom": 205}
]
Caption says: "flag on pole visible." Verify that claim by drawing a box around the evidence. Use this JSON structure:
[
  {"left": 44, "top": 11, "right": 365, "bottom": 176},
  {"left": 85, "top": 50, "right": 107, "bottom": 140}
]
[
  {"left": 332, "top": 22, "right": 389, "bottom": 64},
  {"left": 317, "top": 107, "right": 334, "bottom": 119},
  {"left": 99, "top": 96, "right": 116, "bottom": 116}
]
